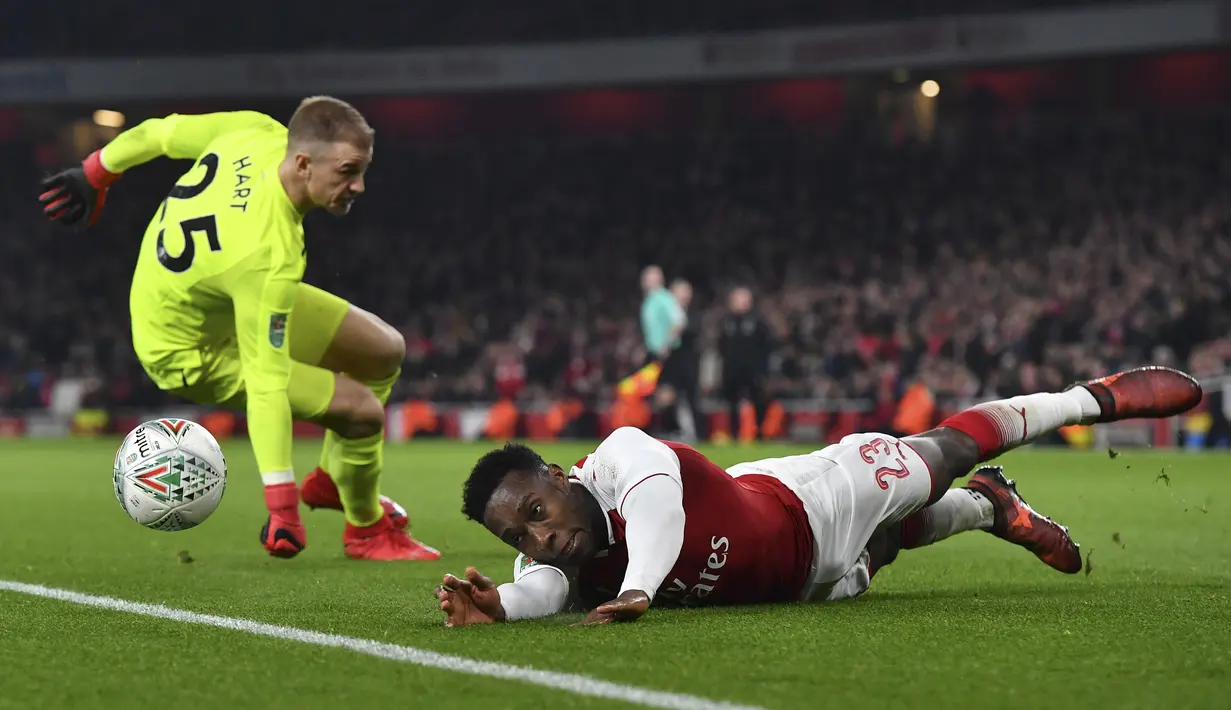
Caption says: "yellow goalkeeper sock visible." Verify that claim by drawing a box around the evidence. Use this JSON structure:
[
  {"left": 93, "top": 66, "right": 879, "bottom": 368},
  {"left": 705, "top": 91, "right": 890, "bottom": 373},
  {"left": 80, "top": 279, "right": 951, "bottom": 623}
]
[
  {"left": 329, "top": 369, "right": 398, "bottom": 528},
  {"left": 331, "top": 432, "right": 384, "bottom": 526},
  {"left": 318, "top": 429, "right": 339, "bottom": 474}
]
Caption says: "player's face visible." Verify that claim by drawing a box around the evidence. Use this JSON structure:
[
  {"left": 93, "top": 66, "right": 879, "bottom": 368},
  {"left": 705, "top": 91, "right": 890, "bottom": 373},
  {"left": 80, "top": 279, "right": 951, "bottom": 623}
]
[
  {"left": 729, "top": 288, "right": 752, "bottom": 312},
  {"left": 305, "top": 140, "right": 372, "bottom": 215},
  {"left": 484, "top": 466, "right": 602, "bottom": 568}
]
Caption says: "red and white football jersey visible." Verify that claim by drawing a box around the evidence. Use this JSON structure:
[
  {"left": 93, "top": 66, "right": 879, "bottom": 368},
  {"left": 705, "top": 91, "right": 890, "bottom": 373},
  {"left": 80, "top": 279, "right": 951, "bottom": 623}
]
[{"left": 515, "top": 427, "right": 815, "bottom": 608}]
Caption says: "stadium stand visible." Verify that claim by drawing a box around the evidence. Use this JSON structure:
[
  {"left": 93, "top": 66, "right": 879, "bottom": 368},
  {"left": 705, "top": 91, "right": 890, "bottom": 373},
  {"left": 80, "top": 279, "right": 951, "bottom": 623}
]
[
  {"left": 4, "top": 104, "right": 1230, "bottom": 440},
  {"left": 0, "top": 0, "right": 1123, "bottom": 58}
]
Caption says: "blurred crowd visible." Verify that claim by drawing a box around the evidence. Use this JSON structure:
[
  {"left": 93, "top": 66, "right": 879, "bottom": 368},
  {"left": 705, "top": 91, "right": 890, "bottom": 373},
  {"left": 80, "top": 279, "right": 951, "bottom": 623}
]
[
  {"left": 3, "top": 107, "right": 1231, "bottom": 414},
  {"left": 2, "top": 0, "right": 1119, "bottom": 58}
]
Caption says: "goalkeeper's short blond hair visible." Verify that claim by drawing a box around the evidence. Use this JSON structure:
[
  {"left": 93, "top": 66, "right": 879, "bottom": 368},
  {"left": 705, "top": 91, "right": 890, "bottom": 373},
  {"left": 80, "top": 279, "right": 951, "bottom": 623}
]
[{"left": 287, "top": 96, "right": 374, "bottom": 151}]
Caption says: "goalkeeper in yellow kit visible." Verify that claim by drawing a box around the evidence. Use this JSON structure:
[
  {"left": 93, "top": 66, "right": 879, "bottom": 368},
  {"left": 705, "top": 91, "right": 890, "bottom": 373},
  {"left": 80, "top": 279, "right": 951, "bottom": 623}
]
[{"left": 39, "top": 97, "right": 439, "bottom": 561}]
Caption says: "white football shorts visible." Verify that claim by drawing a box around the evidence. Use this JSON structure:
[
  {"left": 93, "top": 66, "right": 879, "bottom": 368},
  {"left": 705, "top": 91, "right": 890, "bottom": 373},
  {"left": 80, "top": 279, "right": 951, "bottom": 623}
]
[{"left": 727, "top": 432, "right": 934, "bottom": 602}]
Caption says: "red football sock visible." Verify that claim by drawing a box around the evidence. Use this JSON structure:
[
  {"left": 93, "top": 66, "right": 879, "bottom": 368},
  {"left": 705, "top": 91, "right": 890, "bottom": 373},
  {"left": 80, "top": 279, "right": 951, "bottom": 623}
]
[{"left": 264, "top": 482, "right": 299, "bottom": 513}]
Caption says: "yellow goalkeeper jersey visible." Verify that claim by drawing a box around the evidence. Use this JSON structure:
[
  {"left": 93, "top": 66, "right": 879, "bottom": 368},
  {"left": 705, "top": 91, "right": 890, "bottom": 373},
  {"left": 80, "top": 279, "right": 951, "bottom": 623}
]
[{"left": 110, "top": 111, "right": 305, "bottom": 475}]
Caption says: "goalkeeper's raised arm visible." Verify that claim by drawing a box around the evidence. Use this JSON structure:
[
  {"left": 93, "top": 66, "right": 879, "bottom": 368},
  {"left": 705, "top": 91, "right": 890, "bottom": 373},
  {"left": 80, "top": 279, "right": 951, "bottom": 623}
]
[
  {"left": 103, "top": 112, "right": 281, "bottom": 170},
  {"left": 40, "top": 112, "right": 281, "bottom": 228}
]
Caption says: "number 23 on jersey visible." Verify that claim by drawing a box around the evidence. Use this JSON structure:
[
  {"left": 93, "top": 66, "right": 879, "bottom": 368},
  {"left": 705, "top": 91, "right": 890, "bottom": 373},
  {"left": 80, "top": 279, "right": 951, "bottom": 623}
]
[{"left": 858, "top": 437, "right": 912, "bottom": 490}]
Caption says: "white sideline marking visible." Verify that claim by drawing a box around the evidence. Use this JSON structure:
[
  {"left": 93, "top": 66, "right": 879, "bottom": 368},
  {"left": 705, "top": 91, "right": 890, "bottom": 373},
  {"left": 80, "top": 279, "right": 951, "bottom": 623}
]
[{"left": 0, "top": 580, "right": 764, "bottom": 710}]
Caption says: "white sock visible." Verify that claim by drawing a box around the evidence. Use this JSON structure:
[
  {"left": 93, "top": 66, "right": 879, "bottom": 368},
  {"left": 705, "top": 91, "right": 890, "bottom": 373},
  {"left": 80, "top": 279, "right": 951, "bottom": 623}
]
[
  {"left": 963, "top": 388, "right": 1101, "bottom": 452},
  {"left": 261, "top": 470, "right": 296, "bottom": 486},
  {"left": 900, "top": 488, "right": 994, "bottom": 549}
]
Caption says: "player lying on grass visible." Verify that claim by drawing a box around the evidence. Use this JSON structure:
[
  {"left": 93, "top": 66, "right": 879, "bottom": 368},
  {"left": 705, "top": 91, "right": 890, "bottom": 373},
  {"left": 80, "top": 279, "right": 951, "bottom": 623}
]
[
  {"left": 437, "top": 367, "right": 1201, "bottom": 625},
  {"left": 38, "top": 98, "right": 437, "bottom": 562}
]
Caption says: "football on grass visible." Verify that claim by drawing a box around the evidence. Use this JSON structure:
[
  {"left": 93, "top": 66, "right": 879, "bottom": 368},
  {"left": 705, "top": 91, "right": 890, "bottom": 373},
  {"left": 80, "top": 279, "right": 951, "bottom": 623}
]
[{"left": 112, "top": 418, "right": 227, "bottom": 531}]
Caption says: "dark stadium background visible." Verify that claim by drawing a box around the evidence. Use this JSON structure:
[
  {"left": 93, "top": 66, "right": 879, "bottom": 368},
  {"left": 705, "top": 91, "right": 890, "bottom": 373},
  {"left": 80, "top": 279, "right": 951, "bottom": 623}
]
[{"left": 2, "top": 0, "right": 1230, "bottom": 449}]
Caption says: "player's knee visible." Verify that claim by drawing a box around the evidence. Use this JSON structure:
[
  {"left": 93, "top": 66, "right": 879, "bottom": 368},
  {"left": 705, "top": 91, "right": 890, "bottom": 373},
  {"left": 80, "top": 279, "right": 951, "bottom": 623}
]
[
  {"left": 328, "top": 307, "right": 406, "bottom": 382},
  {"left": 350, "top": 320, "right": 403, "bottom": 383},
  {"left": 325, "top": 377, "right": 385, "bottom": 439},
  {"left": 369, "top": 322, "right": 405, "bottom": 380},
  {"left": 339, "top": 394, "right": 384, "bottom": 439},
  {"left": 932, "top": 429, "right": 981, "bottom": 473},
  {"left": 905, "top": 429, "right": 980, "bottom": 502}
]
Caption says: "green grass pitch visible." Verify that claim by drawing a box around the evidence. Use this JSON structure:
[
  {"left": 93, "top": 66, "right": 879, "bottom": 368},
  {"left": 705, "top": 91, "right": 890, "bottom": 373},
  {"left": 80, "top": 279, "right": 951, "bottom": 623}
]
[{"left": 1, "top": 438, "right": 1228, "bottom": 709}]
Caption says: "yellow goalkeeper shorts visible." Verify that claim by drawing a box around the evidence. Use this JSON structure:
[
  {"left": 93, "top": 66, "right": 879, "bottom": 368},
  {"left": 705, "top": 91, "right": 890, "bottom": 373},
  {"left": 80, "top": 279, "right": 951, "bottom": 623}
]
[{"left": 151, "top": 284, "right": 350, "bottom": 420}]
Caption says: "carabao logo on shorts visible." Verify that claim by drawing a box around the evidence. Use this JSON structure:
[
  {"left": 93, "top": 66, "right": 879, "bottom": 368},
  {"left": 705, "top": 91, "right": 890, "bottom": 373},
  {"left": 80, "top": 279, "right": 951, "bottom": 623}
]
[{"left": 269, "top": 313, "right": 288, "bottom": 348}]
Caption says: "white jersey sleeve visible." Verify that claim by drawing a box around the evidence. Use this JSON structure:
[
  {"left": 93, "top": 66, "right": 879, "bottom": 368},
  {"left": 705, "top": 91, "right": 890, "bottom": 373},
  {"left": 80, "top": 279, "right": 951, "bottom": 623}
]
[
  {"left": 618, "top": 473, "right": 685, "bottom": 599},
  {"left": 496, "top": 553, "right": 570, "bottom": 621},
  {"left": 578, "top": 427, "right": 686, "bottom": 602},
  {"left": 582, "top": 426, "right": 684, "bottom": 516}
]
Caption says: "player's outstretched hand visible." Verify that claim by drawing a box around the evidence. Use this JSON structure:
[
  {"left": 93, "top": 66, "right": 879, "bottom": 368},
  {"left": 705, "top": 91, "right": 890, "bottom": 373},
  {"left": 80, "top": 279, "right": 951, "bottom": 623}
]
[
  {"left": 38, "top": 152, "right": 121, "bottom": 229},
  {"left": 578, "top": 589, "right": 651, "bottom": 626},
  {"left": 436, "top": 566, "right": 505, "bottom": 627}
]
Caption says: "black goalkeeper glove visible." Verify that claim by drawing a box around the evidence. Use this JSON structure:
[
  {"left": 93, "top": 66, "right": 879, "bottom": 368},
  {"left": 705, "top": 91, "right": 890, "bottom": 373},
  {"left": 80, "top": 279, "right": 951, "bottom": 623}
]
[{"left": 39, "top": 150, "right": 122, "bottom": 228}]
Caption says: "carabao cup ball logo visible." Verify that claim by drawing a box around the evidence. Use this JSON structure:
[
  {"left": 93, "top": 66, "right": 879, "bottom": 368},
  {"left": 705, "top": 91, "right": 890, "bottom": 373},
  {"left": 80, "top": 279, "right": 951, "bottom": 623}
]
[{"left": 128, "top": 453, "right": 224, "bottom": 504}]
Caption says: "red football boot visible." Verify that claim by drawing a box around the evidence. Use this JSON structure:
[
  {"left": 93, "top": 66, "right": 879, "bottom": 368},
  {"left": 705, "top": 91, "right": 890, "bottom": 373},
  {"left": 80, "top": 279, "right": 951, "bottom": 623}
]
[
  {"left": 300, "top": 467, "right": 409, "bottom": 530},
  {"left": 343, "top": 515, "right": 441, "bottom": 562},
  {"left": 966, "top": 466, "right": 1083, "bottom": 574},
  {"left": 1069, "top": 366, "right": 1202, "bottom": 423},
  {"left": 261, "top": 482, "right": 307, "bottom": 559}
]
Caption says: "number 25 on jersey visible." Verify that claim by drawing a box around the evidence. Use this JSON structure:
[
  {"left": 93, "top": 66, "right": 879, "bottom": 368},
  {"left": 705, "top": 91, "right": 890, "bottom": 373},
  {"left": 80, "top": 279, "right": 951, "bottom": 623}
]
[{"left": 156, "top": 153, "right": 222, "bottom": 274}]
